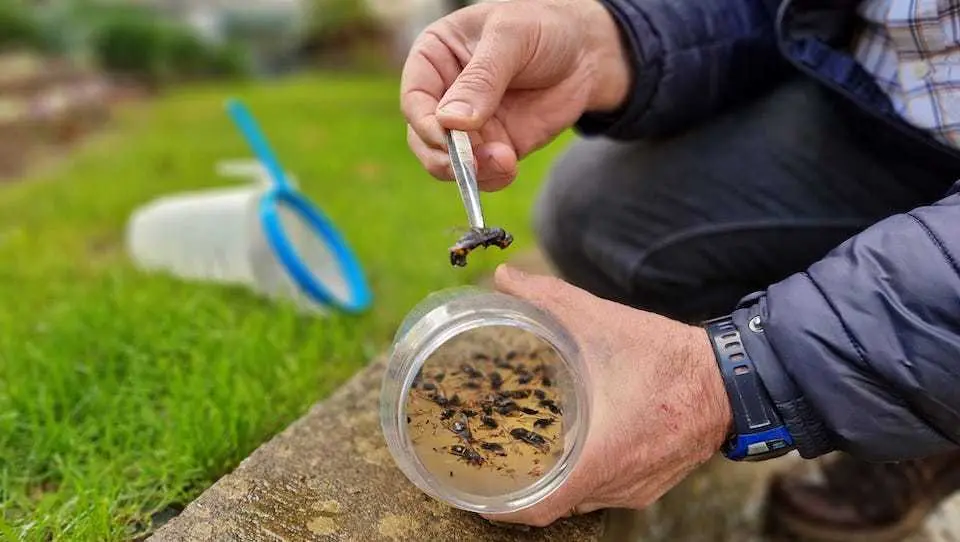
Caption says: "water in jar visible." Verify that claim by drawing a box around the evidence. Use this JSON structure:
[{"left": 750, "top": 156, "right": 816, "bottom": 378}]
[{"left": 403, "top": 324, "right": 571, "bottom": 497}]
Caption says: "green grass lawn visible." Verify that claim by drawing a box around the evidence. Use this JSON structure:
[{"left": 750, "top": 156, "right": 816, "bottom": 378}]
[{"left": 0, "top": 72, "right": 572, "bottom": 541}]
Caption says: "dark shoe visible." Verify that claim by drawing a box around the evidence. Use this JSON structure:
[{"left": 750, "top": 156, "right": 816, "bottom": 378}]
[{"left": 765, "top": 450, "right": 960, "bottom": 542}]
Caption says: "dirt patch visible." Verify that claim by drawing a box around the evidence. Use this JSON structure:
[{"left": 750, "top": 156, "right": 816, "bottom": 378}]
[{"left": 0, "top": 52, "right": 150, "bottom": 183}]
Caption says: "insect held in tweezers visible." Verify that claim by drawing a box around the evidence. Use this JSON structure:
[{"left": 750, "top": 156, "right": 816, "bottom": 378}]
[{"left": 449, "top": 227, "right": 514, "bottom": 267}]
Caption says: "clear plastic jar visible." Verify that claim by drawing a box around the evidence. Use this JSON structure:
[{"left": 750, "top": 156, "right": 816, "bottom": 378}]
[{"left": 380, "top": 286, "right": 591, "bottom": 514}]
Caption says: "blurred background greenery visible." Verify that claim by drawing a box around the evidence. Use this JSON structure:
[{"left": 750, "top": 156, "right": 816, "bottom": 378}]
[{"left": 0, "top": 0, "right": 573, "bottom": 540}]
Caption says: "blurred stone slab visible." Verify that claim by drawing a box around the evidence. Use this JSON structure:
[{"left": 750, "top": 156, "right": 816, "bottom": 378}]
[
  {"left": 603, "top": 452, "right": 960, "bottom": 542},
  {"left": 148, "top": 357, "right": 605, "bottom": 542}
]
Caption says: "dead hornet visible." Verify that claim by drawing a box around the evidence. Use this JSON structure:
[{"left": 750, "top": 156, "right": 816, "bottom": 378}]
[
  {"left": 449, "top": 444, "right": 484, "bottom": 465},
  {"left": 510, "top": 428, "right": 550, "bottom": 453},
  {"left": 480, "top": 442, "right": 508, "bottom": 456},
  {"left": 449, "top": 227, "right": 513, "bottom": 267}
]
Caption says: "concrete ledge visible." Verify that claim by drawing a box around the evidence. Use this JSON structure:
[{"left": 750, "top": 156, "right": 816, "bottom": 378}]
[{"left": 148, "top": 358, "right": 605, "bottom": 542}]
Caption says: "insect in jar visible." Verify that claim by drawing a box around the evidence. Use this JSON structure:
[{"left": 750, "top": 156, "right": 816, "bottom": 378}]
[
  {"left": 481, "top": 416, "right": 498, "bottom": 428},
  {"left": 461, "top": 409, "right": 478, "bottom": 418},
  {"left": 496, "top": 403, "right": 519, "bottom": 416},
  {"left": 534, "top": 389, "right": 547, "bottom": 400},
  {"left": 517, "top": 373, "right": 533, "bottom": 385},
  {"left": 431, "top": 391, "right": 449, "bottom": 407},
  {"left": 421, "top": 382, "right": 437, "bottom": 391},
  {"left": 539, "top": 399, "right": 562, "bottom": 415},
  {"left": 440, "top": 408, "right": 455, "bottom": 420},
  {"left": 450, "top": 417, "right": 473, "bottom": 442},
  {"left": 533, "top": 418, "right": 555, "bottom": 429},
  {"left": 541, "top": 376, "right": 553, "bottom": 387},
  {"left": 460, "top": 363, "right": 484, "bottom": 379},
  {"left": 480, "top": 442, "right": 508, "bottom": 456},
  {"left": 506, "top": 351, "right": 519, "bottom": 361},
  {"left": 463, "top": 381, "right": 481, "bottom": 390},
  {"left": 501, "top": 389, "right": 531, "bottom": 399},
  {"left": 449, "top": 445, "right": 485, "bottom": 465},
  {"left": 488, "top": 372, "right": 504, "bottom": 390},
  {"left": 449, "top": 227, "right": 514, "bottom": 267},
  {"left": 520, "top": 407, "right": 539, "bottom": 415},
  {"left": 510, "top": 428, "right": 550, "bottom": 453}
]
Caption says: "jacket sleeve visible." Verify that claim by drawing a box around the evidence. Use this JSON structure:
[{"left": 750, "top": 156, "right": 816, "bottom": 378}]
[
  {"left": 731, "top": 182, "right": 960, "bottom": 461},
  {"left": 575, "top": 0, "right": 789, "bottom": 140}
]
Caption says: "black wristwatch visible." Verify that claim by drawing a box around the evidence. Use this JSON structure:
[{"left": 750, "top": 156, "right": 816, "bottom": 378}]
[{"left": 703, "top": 316, "right": 795, "bottom": 461}]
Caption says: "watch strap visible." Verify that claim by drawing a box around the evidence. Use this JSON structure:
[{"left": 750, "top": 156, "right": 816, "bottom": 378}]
[{"left": 704, "top": 316, "right": 794, "bottom": 461}]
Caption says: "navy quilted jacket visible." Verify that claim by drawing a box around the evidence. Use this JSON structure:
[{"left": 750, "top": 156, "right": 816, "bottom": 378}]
[{"left": 578, "top": 0, "right": 960, "bottom": 460}]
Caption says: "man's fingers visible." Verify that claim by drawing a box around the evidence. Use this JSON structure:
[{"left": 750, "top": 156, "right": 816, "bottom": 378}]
[
  {"left": 493, "top": 265, "right": 586, "bottom": 310},
  {"left": 476, "top": 141, "right": 517, "bottom": 191},
  {"left": 401, "top": 32, "right": 460, "bottom": 149},
  {"left": 407, "top": 125, "right": 453, "bottom": 181},
  {"left": 493, "top": 265, "right": 563, "bottom": 307},
  {"left": 480, "top": 485, "right": 579, "bottom": 527},
  {"left": 479, "top": 447, "right": 599, "bottom": 527},
  {"left": 437, "top": 16, "right": 529, "bottom": 131}
]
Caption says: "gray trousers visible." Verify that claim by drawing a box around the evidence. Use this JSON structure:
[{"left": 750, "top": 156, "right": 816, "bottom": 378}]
[{"left": 534, "top": 78, "right": 960, "bottom": 324}]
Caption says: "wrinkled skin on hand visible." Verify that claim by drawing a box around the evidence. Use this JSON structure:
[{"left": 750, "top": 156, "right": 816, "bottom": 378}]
[
  {"left": 400, "top": 0, "right": 631, "bottom": 191},
  {"left": 484, "top": 265, "right": 733, "bottom": 527}
]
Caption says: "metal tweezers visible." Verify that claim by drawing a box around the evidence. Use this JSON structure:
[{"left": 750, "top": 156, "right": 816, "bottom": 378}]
[{"left": 446, "top": 129, "right": 485, "bottom": 230}]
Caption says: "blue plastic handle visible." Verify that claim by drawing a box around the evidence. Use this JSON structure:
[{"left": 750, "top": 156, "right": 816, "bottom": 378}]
[{"left": 225, "top": 98, "right": 291, "bottom": 191}]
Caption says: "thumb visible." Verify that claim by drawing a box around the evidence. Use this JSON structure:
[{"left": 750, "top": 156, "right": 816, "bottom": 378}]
[
  {"left": 493, "top": 264, "right": 567, "bottom": 307},
  {"left": 436, "top": 23, "right": 526, "bottom": 131},
  {"left": 493, "top": 264, "right": 537, "bottom": 298},
  {"left": 493, "top": 264, "right": 602, "bottom": 336}
]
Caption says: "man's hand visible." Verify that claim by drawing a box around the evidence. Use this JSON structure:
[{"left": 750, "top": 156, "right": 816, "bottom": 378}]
[
  {"left": 485, "top": 265, "right": 733, "bottom": 527},
  {"left": 400, "top": 0, "right": 631, "bottom": 191}
]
